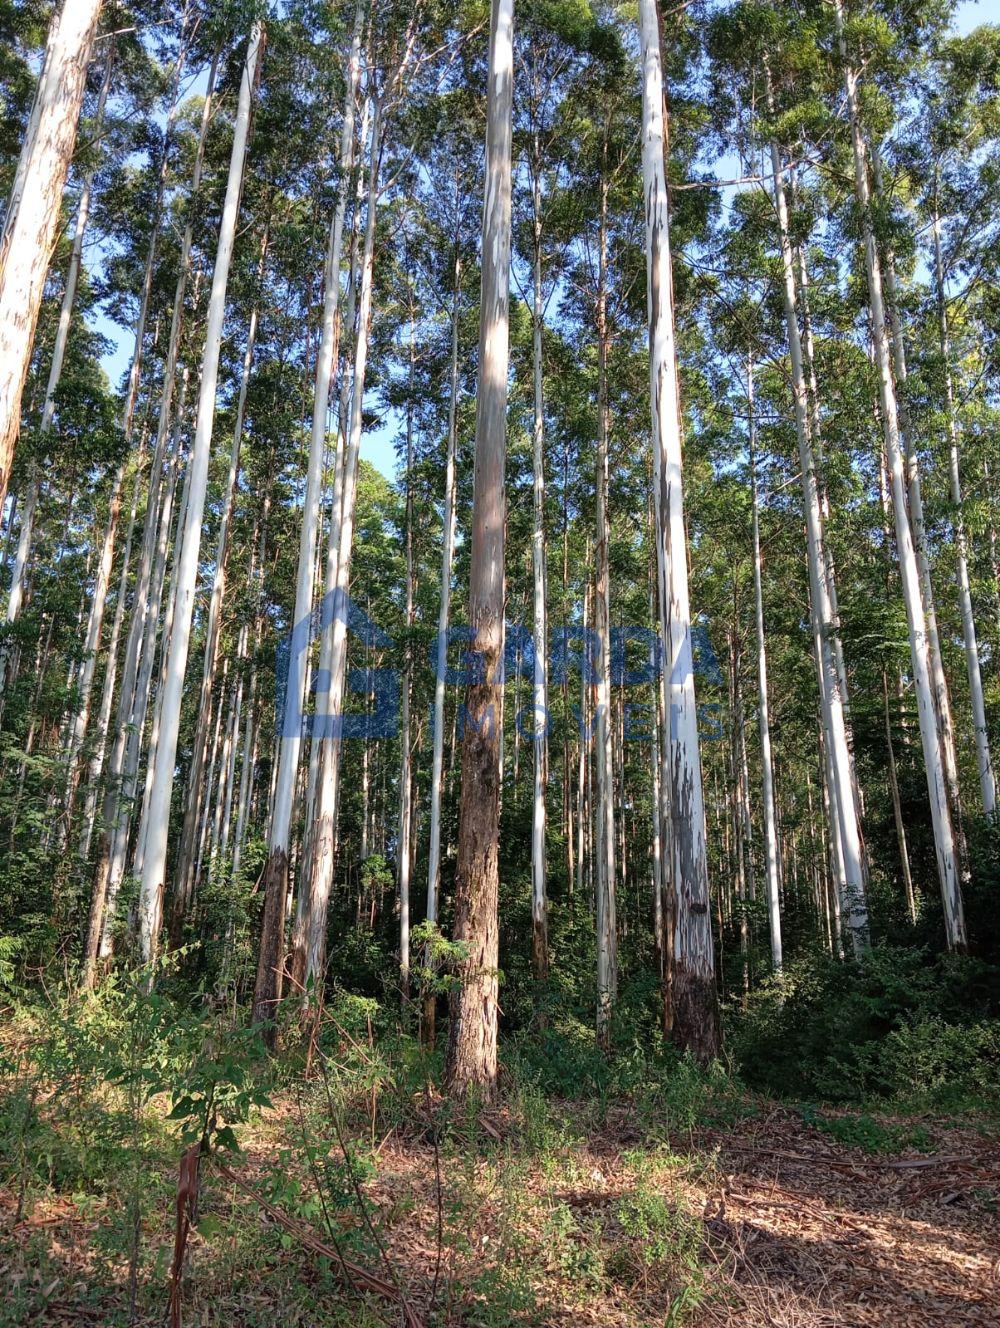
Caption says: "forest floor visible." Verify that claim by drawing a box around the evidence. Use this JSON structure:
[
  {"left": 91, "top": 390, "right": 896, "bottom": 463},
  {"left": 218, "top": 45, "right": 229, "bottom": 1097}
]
[{"left": 2, "top": 1054, "right": 999, "bottom": 1328}]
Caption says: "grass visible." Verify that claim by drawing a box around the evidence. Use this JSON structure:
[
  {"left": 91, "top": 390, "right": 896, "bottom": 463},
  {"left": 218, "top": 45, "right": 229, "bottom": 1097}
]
[
  {"left": 0, "top": 985, "right": 729, "bottom": 1327},
  {"left": 1, "top": 979, "right": 998, "bottom": 1327}
]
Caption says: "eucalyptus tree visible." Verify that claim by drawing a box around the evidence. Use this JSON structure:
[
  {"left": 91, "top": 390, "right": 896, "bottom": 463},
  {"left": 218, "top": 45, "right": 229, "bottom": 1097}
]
[
  {"left": 832, "top": 0, "right": 965, "bottom": 950},
  {"left": 512, "top": 0, "right": 594, "bottom": 984},
  {"left": 3, "top": 47, "right": 113, "bottom": 657},
  {"left": 0, "top": 0, "right": 103, "bottom": 518},
  {"left": 137, "top": 19, "right": 265, "bottom": 963},
  {"left": 422, "top": 96, "right": 482, "bottom": 991},
  {"left": 705, "top": 1, "right": 869, "bottom": 952},
  {"left": 249, "top": 0, "right": 366, "bottom": 1019},
  {"left": 639, "top": 0, "right": 720, "bottom": 1060},
  {"left": 284, "top": 1, "right": 433, "bottom": 1004},
  {"left": 551, "top": 22, "right": 640, "bottom": 1046},
  {"left": 170, "top": 221, "right": 270, "bottom": 934},
  {"left": 81, "top": 23, "right": 215, "bottom": 978},
  {"left": 748, "top": 358, "right": 782, "bottom": 971},
  {"left": 445, "top": 0, "right": 514, "bottom": 1099},
  {"left": 902, "top": 26, "right": 1000, "bottom": 817}
]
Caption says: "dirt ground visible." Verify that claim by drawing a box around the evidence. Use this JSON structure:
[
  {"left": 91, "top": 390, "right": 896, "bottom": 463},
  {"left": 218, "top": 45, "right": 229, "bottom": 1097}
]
[{"left": 2, "top": 1096, "right": 998, "bottom": 1327}]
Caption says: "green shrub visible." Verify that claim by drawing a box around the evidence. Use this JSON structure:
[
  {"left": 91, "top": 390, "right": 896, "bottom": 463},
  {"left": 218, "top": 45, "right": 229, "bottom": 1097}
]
[{"left": 730, "top": 944, "right": 1000, "bottom": 1108}]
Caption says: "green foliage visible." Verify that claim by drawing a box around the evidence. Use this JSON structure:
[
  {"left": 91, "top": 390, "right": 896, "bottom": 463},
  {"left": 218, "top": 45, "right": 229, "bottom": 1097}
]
[
  {"left": 544, "top": 1200, "right": 607, "bottom": 1291},
  {"left": 0, "top": 934, "right": 22, "bottom": 989},
  {"left": 731, "top": 945, "right": 1000, "bottom": 1108},
  {"left": 411, "top": 918, "right": 473, "bottom": 999},
  {"left": 797, "top": 1106, "right": 933, "bottom": 1155},
  {"left": 167, "top": 1022, "right": 272, "bottom": 1152}
]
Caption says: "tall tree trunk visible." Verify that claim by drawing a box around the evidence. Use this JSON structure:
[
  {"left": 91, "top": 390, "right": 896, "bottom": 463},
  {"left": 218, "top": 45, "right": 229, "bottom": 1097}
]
[
  {"left": 594, "top": 166, "right": 616, "bottom": 1051},
  {"left": 171, "top": 229, "right": 268, "bottom": 938},
  {"left": 106, "top": 385, "right": 189, "bottom": 930},
  {"left": 728, "top": 625, "right": 749, "bottom": 996},
  {"left": 398, "top": 318, "right": 417, "bottom": 999},
  {"left": 931, "top": 181, "right": 995, "bottom": 816},
  {"left": 132, "top": 406, "right": 194, "bottom": 888},
  {"left": 530, "top": 162, "right": 549, "bottom": 983},
  {"left": 640, "top": 0, "right": 719, "bottom": 1062},
  {"left": 876, "top": 444, "right": 918, "bottom": 920},
  {"left": 834, "top": 0, "right": 965, "bottom": 950},
  {"left": 795, "top": 232, "right": 866, "bottom": 850},
  {"left": 444, "top": 0, "right": 513, "bottom": 1100},
  {"left": 766, "top": 116, "right": 868, "bottom": 952},
  {"left": 291, "top": 97, "right": 380, "bottom": 1000},
  {"left": 137, "top": 22, "right": 264, "bottom": 965},
  {"left": 0, "top": 0, "right": 103, "bottom": 517},
  {"left": 3, "top": 41, "right": 113, "bottom": 675},
  {"left": 426, "top": 254, "right": 462, "bottom": 952},
  {"left": 77, "top": 34, "right": 206, "bottom": 864},
  {"left": 872, "top": 146, "right": 967, "bottom": 849},
  {"left": 576, "top": 566, "right": 589, "bottom": 903},
  {"left": 79, "top": 54, "right": 194, "bottom": 976},
  {"left": 748, "top": 361, "right": 782, "bottom": 973},
  {"left": 1, "top": 51, "right": 117, "bottom": 709},
  {"left": 253, "top": 10, "right": 362, "bottom": 1030}
]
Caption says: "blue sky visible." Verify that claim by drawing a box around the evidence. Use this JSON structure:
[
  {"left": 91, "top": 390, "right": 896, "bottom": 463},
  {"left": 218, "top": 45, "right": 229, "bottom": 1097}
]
[{"left": 93, "top": 0, "right": 997, "bottom": 482}]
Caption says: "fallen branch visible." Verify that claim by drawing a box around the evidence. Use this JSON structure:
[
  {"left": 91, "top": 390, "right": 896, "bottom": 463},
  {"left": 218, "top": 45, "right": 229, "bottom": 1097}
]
[{"left": 211, "top": 1161, "right": 425, "bottom": 1328}]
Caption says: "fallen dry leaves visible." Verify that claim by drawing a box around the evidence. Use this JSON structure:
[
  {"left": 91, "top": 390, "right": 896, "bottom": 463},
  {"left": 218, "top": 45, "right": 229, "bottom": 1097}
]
[{"left": 2, "top": 1096, "right": 998, "bottom": 1326}]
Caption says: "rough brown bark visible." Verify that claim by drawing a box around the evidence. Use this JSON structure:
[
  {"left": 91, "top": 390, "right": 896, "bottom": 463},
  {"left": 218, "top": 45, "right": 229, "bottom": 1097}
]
[
  {"left": 444, "top": 0, "right": 513, "bottom": 1101},
  {"left": 252, "top": 847, "right": 289, "bottom": 1042}
]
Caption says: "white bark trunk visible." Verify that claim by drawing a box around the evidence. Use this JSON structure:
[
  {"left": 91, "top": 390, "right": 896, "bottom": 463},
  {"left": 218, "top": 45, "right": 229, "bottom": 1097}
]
[
  {"left": 0, "top": 0, "right": 103, "bottom": 515},
  {"left": 594, "top": 173, "right": 616, "bottom": 1048},
  {"left": 81, "top": 45, "right": 202, "bottom": 885},
  {"left": 426, "top": 257, "right": 462, "bottom": 925},
  {"left": 530, "top": 167, "right": 548, "bottom": 979},
  {"left": 932, "top": 192, "right": 995, "bottom": 816},
  {"left": 872, "top": 147, "right": 966, "bottom": 838},
  {"left": 767, "top": 122, "right": 868, "bottom": 951},
  {"left": 172, "top": 229, "right": 266, "bottom": 929},
  {"left": 640, "top": 0, "right": 718, "bottom": 1061},
  {"left": 137, "top": 23, "right": 264, "bottom": 963},
  {"left": 254, "top": 10, "right": 361, "bottom": 1021},
  {"left": 1, "top": 49, "right": 115, "bottom": 706},
  {"left": 398, "top": 363, "right": 415, "bottom": 994},
  {"left": 748, "top": 362, "right": 782, "bottom": 973},
  {"left": 299, "top": 100, "right": 381, "bottom": 990},
  {"left": 835, "top": 0, "right": 965, "bottom": 949}
]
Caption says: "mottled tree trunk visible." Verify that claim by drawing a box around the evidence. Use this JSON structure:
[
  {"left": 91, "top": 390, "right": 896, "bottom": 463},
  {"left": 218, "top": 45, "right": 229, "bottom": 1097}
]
[
  {"left": 640, "top": 0, "right": 719, "bottom": 1063},
  {"left": 594, "top": 170, "right": 616, "bottom": 1050},
  {"left": 445, "top": 0, "right": 513, "bottom": 1100}
]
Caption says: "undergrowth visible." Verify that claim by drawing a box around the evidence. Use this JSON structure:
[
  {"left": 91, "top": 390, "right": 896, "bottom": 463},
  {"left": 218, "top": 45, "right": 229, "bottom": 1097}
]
[{"left": 1, "top": 953, "right": 997, "bottom": 1326}]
